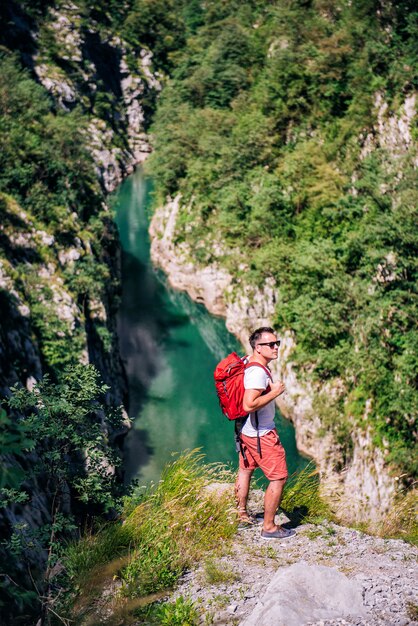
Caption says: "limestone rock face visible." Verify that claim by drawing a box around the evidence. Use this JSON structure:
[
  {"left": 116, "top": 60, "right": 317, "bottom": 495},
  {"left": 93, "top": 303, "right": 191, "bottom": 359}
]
[
  {"left": 150, "top": 196, "right": 232, "bottom": 316},
  {"left": 4, "top": 2, "right": 161, "bottom": 399},
  {"left": 361, "top": 92, "right": 417, "bottom": 161},
  {"left": 33, "top": 4, "right": 159, "bottom": 191}
]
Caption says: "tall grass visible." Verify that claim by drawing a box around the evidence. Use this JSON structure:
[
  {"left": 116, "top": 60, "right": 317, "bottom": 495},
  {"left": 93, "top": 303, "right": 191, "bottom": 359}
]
[
  {"left": 63, "top": 450, "right": 237, "bottom": 623},
  {"left": 64, "top": 523, "right": 133, "bottom": 587},
  {"left": 281, "top": 465, "right": 417, "bottom": 544},
  {"left": 280, "top": 462, "right": 331, "bottom": 523},
  {"left": 121, "top": 451, "right": 237, "bottom": 597},
  {"left": 375, "top": 488, "right": 417, "bottom": 545}
]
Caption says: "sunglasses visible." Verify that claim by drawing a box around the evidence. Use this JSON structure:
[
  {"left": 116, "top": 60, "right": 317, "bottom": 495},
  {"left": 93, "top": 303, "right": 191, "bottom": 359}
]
[{"left": 257, "top": 341, "right": 281, "bottom": 348}]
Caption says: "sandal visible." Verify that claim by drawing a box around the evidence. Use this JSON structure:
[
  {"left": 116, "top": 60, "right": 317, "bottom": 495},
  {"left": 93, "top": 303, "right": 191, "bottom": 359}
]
[
  {"left": 237, "top": 518, "right": 258, "bottom": 530},
  {"left": 237, "top": 511, "right": 263, "bottom": 529}
]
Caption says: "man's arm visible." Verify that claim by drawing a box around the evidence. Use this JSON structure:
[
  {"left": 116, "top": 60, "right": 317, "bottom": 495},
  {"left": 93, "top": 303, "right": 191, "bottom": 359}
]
[{"left": 242, "top": 380, "right": 286, "bottom": 413}]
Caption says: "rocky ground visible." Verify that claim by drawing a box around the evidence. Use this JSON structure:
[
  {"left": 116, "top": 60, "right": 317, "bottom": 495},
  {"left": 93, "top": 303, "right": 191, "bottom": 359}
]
[{"left": 172, "top": 493, "right": 418, "bottom": 626}]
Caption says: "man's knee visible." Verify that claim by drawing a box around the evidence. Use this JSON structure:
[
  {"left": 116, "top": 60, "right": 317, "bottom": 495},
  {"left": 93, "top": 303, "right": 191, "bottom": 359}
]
[
  {"left": 237, "top": 467, "right": 253, "bottom": 480},
  {"left": 240, "top": 467, "right": 254, "bottom": 475},
  {"left": 268, "top": 476, "right": 287, "bottom": 490}
]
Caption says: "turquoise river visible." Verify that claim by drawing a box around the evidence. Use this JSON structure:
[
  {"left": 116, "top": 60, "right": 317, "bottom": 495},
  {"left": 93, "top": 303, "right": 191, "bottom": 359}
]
[{"left": 113, "top": 168, "right": 309, "bottom": 486}]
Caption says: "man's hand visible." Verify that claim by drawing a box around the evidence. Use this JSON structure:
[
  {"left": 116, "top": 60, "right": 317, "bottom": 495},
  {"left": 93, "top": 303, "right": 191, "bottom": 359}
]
[
  {"left": 243, "top": 380, "right": 286, "bottom": 413},
  {"left": 270, "top": 380, "right": 286, "bottom": 398}
]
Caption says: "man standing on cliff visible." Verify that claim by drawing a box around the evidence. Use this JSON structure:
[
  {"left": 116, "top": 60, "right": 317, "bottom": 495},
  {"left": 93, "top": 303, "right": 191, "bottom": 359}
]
[{"left": 236, "top": 326, "right": 295, "bottom": 539}]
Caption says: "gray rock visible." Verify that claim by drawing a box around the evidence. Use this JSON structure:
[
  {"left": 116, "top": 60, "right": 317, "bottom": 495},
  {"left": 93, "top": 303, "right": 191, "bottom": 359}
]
[{"left": 240, "top": 562, "right": 368, "bottom": 626}]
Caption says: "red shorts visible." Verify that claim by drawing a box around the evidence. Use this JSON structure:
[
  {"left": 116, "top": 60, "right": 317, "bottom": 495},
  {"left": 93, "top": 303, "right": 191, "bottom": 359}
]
[{"left": 239, "top": 429, "right": 288, "bottom": 481}]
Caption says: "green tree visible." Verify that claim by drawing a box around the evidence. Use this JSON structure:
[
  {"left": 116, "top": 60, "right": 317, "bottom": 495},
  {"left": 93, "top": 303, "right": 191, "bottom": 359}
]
[{"left": 0, "top": 364, "right": 126, "bottom": 625}]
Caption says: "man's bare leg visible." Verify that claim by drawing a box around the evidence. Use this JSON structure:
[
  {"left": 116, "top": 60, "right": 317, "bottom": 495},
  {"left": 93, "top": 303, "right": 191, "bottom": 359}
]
[
  {"left": 263, "top": 478, "right": 286, "bottom": 532},
  {"left": 235, "top": 468, "right": 254, "bottom": 521}
]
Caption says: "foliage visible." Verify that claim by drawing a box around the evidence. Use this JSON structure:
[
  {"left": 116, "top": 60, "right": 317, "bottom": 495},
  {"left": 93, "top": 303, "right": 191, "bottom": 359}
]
[
  {"left": 203, "top": 558, "right": 239, "bottom": 585},
  {"left": 110, "top": 451, "right": 236, "bottom": 595},
  {"left": 8, "top": 364, "right": 124, "bottom": 509},
  {"left": 0, "top": 54, "right": 102, "bottom": 225},
  {"left": 0, "top": 408, "right": 34, "bottom": 501},
  {"left": 407, "top": 601, "right": 418, "bottom": 621},
  {"left": 121, "top": 0, "right": 187, "bottom": 71},
  {"left": 153, "top": 596, "right": 199, "bottom": 625},
  {"left": 375, "top": 488, "right": 418, "bottom": 545},
  {"left": 148, "top": 0, "right": 418, "bottom": 478},
  {"left": 0, "top": 53, "right": 116, "bottom": 379},
  {"left": 128, "top": 596, "right": 199, "bottom": 626},
  {"left": 0, "top": 365, "right": 125, "bottom": 624}
]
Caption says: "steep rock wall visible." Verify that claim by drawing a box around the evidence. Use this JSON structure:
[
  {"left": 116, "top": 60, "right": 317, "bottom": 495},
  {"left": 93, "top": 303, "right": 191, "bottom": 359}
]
[
  {"left": 0, "top": 4, "right": 161, "bottom": 590},
  {"left": 32, "top": 2, "right": 160, "bottom": 191},
  {"left": 0, "top": 0, "right": 161, "bottom": 403},
  {"left": 19, "top": 2, "right": 163, "bottom": 402}
]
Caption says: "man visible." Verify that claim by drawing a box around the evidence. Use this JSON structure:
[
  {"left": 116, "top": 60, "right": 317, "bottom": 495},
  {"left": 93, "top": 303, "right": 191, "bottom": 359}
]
[{"left": 235, "top": 326, "right": 295, "bottom": 540}]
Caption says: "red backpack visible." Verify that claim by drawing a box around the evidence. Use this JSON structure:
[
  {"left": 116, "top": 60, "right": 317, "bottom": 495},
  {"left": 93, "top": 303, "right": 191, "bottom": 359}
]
[{"left": 214, "top": 352, "right": 272, "bottom": 421}]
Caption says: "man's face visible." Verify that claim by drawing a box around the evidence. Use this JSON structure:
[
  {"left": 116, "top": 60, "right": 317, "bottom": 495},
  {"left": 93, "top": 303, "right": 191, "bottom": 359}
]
[{"left": 255, "top": 332, "right": 280, "bottom": 360}]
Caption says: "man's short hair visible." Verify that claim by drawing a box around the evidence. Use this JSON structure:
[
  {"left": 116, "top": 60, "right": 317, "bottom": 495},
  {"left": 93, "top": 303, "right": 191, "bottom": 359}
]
[{"left": 249, "top": 327, "right": 276, "bottom": 349}]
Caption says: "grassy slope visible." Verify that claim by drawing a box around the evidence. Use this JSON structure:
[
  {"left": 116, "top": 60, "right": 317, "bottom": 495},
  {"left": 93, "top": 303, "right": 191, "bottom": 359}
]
[{"left": 63, "top": 451, "right": 416, "bottom": 624}]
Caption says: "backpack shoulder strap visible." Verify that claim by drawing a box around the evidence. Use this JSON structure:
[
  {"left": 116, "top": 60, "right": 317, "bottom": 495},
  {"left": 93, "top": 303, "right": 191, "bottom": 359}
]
[{"left": 244, "top": 361, "right": 273, "bottom": 380}]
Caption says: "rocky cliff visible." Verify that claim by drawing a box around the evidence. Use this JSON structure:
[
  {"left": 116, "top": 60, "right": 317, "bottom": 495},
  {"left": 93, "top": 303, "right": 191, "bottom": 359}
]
[
  {"left": 0, "top": 0, "right": 164, "bottom": 402},
  {"left": 31, "top": 1, "right": 160, "bottom": 191},
  {"left": 0, "top": 4, "right": 162, "bottom": 615},
  {"left": 172, "top": 491, "right": 417, "bottom": 626}
]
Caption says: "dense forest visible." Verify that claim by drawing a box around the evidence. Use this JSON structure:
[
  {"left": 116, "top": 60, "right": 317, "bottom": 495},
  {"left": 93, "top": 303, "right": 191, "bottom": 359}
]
[{"left": 0, "top": 0, "right": 416, "bottom": 623}]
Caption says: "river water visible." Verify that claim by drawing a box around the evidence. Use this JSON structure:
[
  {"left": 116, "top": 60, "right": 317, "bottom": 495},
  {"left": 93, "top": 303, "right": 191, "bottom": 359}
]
[{"left": 113, "top": 168, "right": 309, "bottom": 486}]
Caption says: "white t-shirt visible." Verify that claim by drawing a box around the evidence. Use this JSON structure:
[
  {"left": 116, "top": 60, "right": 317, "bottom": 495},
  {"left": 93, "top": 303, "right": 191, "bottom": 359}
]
[{"left": 241, "top": 364, "right": 275, "bottom": 437}]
